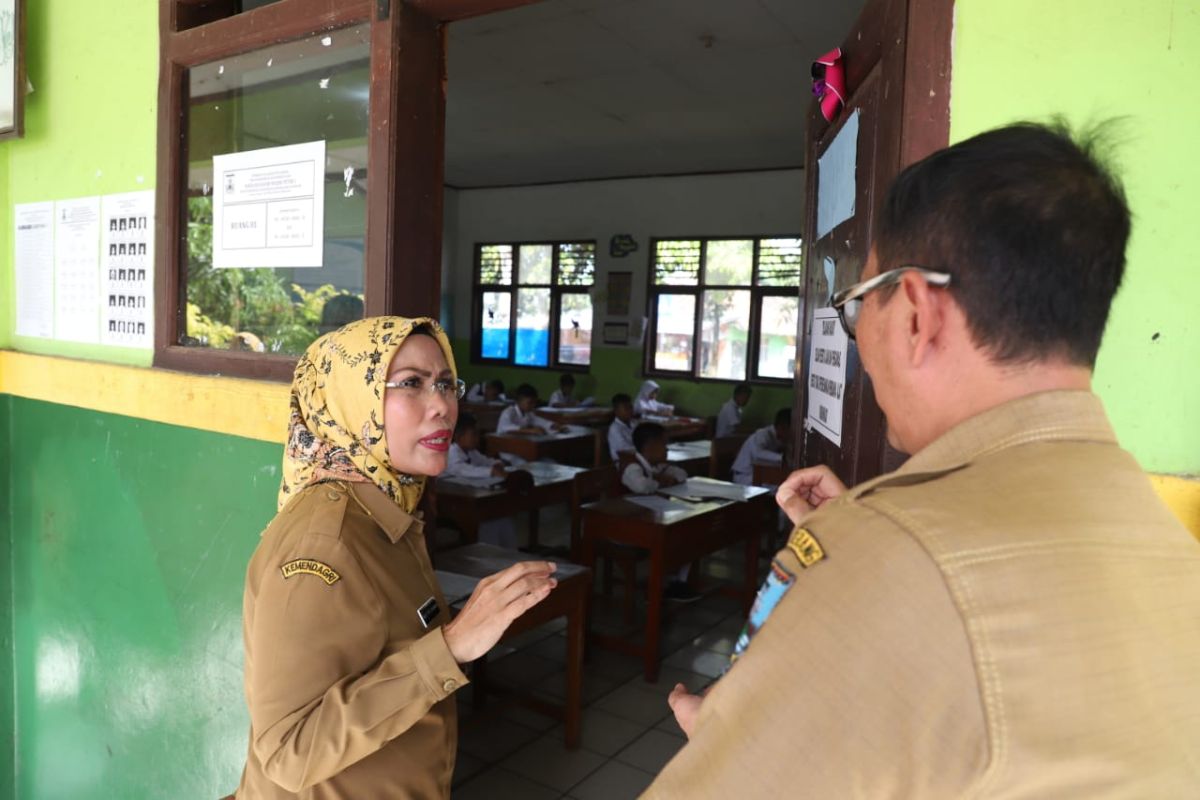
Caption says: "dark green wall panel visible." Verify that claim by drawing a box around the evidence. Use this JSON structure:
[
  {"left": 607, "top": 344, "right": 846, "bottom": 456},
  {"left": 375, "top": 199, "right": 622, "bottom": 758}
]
[{"left": 5, "top": 396, "right": 281, "bottom": 799}]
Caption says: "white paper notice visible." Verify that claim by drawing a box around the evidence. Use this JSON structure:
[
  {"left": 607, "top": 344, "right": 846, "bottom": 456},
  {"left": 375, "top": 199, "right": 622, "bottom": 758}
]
[
  {"left": 212, "top": 140, "right": 326, "bottom": 269},
  {"left": 816, "top": 109, "right": 859, "bottom": 239},
  {"left": 54, "top": 197, "right": 102, "bottom": 344},
  {"left": 14, "top": 202, "right": 56, "bottom": 338},
  {"left": 806, "top": 307, "right": 849, "bottom": 447},
  {"left": 101, "top": 190, "right": 155, "bottom": 348}
]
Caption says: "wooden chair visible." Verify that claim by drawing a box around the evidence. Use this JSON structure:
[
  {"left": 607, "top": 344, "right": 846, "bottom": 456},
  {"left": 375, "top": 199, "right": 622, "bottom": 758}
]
[
  {"left": 709, "top": 434, "right": 748, "bottom": 481},
  {"left": 574, "top": 464, "right": 644, "bottom": 625}
]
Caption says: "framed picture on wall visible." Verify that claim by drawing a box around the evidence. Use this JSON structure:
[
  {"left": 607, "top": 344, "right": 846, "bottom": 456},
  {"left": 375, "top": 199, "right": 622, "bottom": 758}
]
[
  {"left": 605, "top": 271, "right": 632, "bottom": 316},
  {"left": 0, "top": 0, "right": 25, "bottom": 140}
]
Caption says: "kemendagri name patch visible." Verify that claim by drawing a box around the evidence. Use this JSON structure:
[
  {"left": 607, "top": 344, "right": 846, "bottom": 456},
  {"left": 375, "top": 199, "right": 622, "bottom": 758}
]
[{"left": 280, "top": 558, "right": 341, "bottom": 585}]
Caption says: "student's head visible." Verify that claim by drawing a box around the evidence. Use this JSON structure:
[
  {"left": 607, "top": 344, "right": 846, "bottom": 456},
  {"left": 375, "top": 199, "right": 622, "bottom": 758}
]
[
  {"left": 484, "top": 379, "right": 505, "bottom": 402},
  {"left": 633, "top": 422, "right": 668, "bottom": 464},
  {"left": 612, "top": 393, "right": 634, "bottom": 423},
  {"left": 849, "top": 120, "right": 1129, "bottom": 454},
  {"left": 454, "top": 412, "right": 480, "bottom": 452},
  {"left": 638, "top": 379, "right": 660, "bottom": 402},
  {"left": 733, "top": 382, "right": 752, "bottom": 407},
  {"left": 559, "top": 374, "right": 576, "bottom": 394},
  {"left": 773, "top": 408, "right": 792, "bottom": 441},
  {"left": 515, "top": 383, "right": 539, "bottom": 413}
]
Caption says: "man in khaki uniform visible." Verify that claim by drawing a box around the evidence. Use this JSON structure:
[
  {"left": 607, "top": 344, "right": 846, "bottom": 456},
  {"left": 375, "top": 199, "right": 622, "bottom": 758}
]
[{"left": 646, "top": 123, "right": 1200, "bottom": 797}]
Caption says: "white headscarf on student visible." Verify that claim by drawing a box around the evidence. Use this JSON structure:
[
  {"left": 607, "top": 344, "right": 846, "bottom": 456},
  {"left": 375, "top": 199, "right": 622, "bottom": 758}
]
[{"left": 636, "top": 380, "right": 660, "bottom": 404}]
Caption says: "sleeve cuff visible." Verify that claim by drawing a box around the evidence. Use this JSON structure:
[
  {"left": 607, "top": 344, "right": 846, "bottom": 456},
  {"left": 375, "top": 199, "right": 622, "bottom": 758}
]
[{"left": 411, "top": 627, "right": 470, "bottom": 700}]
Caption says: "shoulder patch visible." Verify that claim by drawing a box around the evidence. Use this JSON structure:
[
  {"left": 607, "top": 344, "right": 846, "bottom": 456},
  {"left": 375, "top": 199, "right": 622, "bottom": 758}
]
[
  {"left": 787, "top": 527, "right": 826, "bottom": 567},
  {"left": 280, "top": 558, "right": 341, "bottom": 585}
]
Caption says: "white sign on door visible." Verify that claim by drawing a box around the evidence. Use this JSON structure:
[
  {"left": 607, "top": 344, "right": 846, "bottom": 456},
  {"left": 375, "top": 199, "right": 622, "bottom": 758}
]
[
  {"left": 212, "top": 140, "right": 326, "bottom": 269},
  {"left": 805, "top": 307, "right": 849, "bottom": 447}
]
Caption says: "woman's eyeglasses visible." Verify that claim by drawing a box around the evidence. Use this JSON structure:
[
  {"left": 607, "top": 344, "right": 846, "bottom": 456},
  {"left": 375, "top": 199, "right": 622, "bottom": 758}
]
[
  {"left": 831, "top": 265, "right": 952, "bottom": 339},
  {"left": 384, "top": 376, "right": 467, "bottom": 400}
]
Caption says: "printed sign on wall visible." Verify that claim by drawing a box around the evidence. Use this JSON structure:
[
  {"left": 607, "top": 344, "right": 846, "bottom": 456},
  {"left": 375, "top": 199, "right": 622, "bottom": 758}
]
[{"left": 805, "top": 307, "right": 849, "bottom": 447}]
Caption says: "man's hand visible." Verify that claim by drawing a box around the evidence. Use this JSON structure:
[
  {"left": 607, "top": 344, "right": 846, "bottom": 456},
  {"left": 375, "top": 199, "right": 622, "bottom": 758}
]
[
  {"left": 775, "top": 465, "right": 848, "bottom": 526},
  {"left": 668, "top": 683, "right": 703, "bottom": 738},
  {"left": 658, "top": 473, "right": 682, "bottom": 487},
  {"left": 443, "top": 561, "right": 557, "bottom": 663}
]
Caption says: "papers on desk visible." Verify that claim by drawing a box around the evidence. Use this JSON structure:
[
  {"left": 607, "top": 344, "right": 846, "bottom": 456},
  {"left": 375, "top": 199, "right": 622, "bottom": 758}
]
[
  {"left": 659, "top": 479, "right": 754, "bottom": 503},
  {"left": 624, "top": 494, "right": 689, "bottom": 514},
  {"left": 439, "top": 474, "right": 504, "bottom": 489}
]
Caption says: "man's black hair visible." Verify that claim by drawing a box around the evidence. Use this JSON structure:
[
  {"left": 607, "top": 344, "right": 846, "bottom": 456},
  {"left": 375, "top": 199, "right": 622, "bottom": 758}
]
[
  {"left": 774, "top": 407, "right": 792, "bottom": 428},
  {"left": 560, "top": 373, "right": 576, "bottom": 387},
  {"left": 487, "top": 379, "right": 505, "bottom": 393},
  {"left": 454, "top": 412, "right": 477, "bottom": 439},
  {"left": 633, "top": 422, "right": 667, "bottom": 452},
  {"left": 515, "top": 383, "right": 538, "bottom": 401},
  {"left": 874, "top": 118, "right": 1130, "bottom": 366},
  {"left": 733, "top": 382, "right": 752, "bottom": 397},
  {"left": 612, "top": 393, "right": 632, "bottom": 407}
]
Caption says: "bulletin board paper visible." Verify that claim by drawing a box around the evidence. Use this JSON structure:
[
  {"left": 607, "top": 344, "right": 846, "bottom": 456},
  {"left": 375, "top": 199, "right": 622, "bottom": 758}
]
[
  {"left": 816, "top": 109, "right": 859, "bottom": 240},
  {"left": 805, "top": 307, "right": 849, "bottom": 447},
  {"left": 13, "top": 201, "right": 55, "bottom": 338},
  {"left": 54, "top": 196, "right": 102, "bottom": 344},
  {"left": 100, "top": 190, "right": 155, "bottom": 348}
]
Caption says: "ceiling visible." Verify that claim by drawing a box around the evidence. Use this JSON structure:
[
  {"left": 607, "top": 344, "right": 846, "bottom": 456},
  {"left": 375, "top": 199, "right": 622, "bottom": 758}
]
[{"left": 444, "top": 0, "right": 866, "bottom": 188}]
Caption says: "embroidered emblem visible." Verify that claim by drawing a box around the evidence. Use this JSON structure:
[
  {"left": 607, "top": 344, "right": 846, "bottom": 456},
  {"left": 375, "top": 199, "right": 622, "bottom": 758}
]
[
  {"left": 417, "top": 596, "right": 439, "bottom": 628},
  {"left": 280, "top": 558, "right": 341, "bottom": 585},
  {"left": 787, "top": 527, "right": 826, "bottom": 567},
  {"left": 729, "top": 559, "right": 796, "bottom": 669}
]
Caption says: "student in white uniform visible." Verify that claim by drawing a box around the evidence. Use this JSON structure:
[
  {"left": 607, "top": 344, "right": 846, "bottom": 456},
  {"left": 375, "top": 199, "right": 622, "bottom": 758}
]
[
  {"left": 466, "top": 378, "right": 507, "bottom": 403},
  {"left": 496, "top": 383, "right": 561, "bottom": 434},
  {"left": 548, "top": 374, "right": 577, "bottom": 407},
  {"left": 621, "top": 422, "right": 698, "bottom": 601},
  {"left": 730, "top": 408, "right": 791, "bottom": 485},
  {"left": 442, "top": 413, "right": 518, "bottom": 548},
  {"left": 715, "top": 382, "right": 752, "bottom": 437},
  {"left": 634, "top": 379, "right": 674, "bottom": 417},
  {"left": 607, "top": 393, "right": 636, "bottom": 462}
]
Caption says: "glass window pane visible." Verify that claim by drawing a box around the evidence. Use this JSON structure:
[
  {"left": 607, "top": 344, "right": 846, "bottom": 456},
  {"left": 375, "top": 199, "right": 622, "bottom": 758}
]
[
  {"left": 519, "top": 244, "right": 552, "bottom": 285},
  {"left": 654, "top": 240, "right": 701, "bottom": 286},
  {"left": 758, "top": 295, "right": 799, "bottom": 379},
  {"left": 480, "top": 291, "right": 511, "bottom": 359},
  {"left": 479, "top": 244, "right": 513, "bottom": 285},
  {"left": 183, "top": 27, "right": 370, "bottom": 356},
  {"left": 515, "top": 288, "right": 551, "bottom": 366},
  {"left": 653, "top": 294, "right": 696, "bottom": 372},
  {"left": 558, "top": 292, "right": 593, "bottom": 365},
  {"left": 699, "top": 290, "right": 750, "bottom": 380},
  {"left": 757, "top": 237, "right": 804, "bottom": 286},
  {"left": 704, "top": 240, "right": 753, "bottom": 286},
  {"left": 557, "top": 242, "right": 595, "bottom": 286}
]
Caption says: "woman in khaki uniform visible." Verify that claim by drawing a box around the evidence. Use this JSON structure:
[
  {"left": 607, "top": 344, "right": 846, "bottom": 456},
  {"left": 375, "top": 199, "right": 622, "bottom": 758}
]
[{"left": 234, "top": 316, "right": 557, "bottom": 799}]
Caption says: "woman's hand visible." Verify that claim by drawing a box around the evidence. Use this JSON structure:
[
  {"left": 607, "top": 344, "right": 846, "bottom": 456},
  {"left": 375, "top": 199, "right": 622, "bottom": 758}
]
[
  {"left": 443, "top": 561, "right": 557, "bottom": 663},
  {"left": 668, "top": 683, "right": 704, "bottom": 738},
  {"left": 775, "top": 465, "right": 847, "bottom": 526}
]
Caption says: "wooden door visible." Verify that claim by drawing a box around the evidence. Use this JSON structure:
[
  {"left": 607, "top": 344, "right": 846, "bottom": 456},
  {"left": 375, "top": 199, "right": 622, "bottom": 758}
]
[{"left": 793, "top": 0, "right": 952, "bottom": 486}]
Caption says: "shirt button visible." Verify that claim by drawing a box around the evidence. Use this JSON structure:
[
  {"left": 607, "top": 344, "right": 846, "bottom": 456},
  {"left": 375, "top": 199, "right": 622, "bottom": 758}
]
[
  {"left": 442, "top": 678, "right": 457, "bottom": 693},
  {"left": 326, "top": 489, "right": 341, "bottom": 501}
]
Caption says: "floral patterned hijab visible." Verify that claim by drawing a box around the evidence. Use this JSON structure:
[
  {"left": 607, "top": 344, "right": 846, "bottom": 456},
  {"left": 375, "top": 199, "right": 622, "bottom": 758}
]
[{"left": 278, "top": 315, "right": 457, "bottom": 513}]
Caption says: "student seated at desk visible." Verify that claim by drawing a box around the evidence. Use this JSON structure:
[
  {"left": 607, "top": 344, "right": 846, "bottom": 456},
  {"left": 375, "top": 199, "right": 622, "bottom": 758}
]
[
  {"left": 731, "top": 408, "right": 791, "bottom": 485},
  {"left": 622, "top": 423, "right": 698, "bottom": 601},
  {"left": 466, "top": 378, "right": 506, "bottom": 403},
  {"left": 443, "top": 414, "right": 518, "bottom": 548},
  {"left": 608, "top": 393, "right": 636, "bottom": 462},
  {"left": 548, "top": 373, "right": 578, "bottom": 407},
  {"left": 715, "top": 382, "right": 752, "bottom": 437},
  {"left": 634, "top": 379, "right": 675, "bottom": 417},
  {"left": 497, "top": 384, "right": 564, "bottom": 434}
]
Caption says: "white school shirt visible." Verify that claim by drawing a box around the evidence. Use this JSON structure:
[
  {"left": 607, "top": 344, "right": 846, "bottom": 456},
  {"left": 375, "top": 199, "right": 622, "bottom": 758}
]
[
  {"left": 730, "top": 425, "right": 783, "bottom": 485},
  {"left": 496, "top": 405, "right": 555, "bottom": 434},
  {"left": 443, "top": 443, "right": 501, "bottom": 479},
  {"left": 548, "top": 389, "right": 577, "bottom": 407},
  {"left": 622, "top": 452, "right": 688, "bottom": 495},
  {"left": 634, "top": 380, "right": 674, "bottom": 417},
  {"left": 466, "top": 383, "right": 506, "bottom": 403},
  {"left": 608, "top": 418, "right": 635, "bottom": 462},
  {"left": 715, "top": 399, "right": 743, "bottom": 437}
]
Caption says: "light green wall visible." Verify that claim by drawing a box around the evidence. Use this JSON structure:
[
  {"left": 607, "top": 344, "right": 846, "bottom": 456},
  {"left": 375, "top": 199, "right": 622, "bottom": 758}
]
[
  {"left": 0, "top": 0, "right": 158, "bottom": 366},
  {"left": 951, "top": 0, "right": 1200, "bottom": 474}
]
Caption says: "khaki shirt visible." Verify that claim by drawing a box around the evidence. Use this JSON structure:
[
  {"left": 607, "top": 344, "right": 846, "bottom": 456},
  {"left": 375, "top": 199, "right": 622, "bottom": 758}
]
[
  {"left": 646, "top": 391, "right": 1200, "bottom": 798},
  {"left": 236, "top": 481, "right": 468, "bottom": 800}
]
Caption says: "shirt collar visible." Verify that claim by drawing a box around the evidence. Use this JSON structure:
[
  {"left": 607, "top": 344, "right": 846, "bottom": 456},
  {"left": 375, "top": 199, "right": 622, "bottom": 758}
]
[{"left": 347, "top": 481, "right": 424, "bottom": 543}]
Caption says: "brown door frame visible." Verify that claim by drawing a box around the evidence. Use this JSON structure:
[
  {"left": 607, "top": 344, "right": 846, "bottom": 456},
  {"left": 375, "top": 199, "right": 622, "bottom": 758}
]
[{"left": 793, "top": 0, "right": 954, "bottom": 485}]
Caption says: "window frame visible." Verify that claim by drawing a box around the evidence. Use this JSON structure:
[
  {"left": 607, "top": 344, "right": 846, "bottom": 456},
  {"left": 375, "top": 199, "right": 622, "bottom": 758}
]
[
  {"left": 644, "top": 235, "right": 802, "bottom": 386},
  {"left": 471, "top": 239, "right": 597, "bottom": 372}
]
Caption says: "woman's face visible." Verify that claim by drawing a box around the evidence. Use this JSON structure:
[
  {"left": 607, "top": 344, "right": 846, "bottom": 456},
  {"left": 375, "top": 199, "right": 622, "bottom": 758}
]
[{"left": 383, "top": 334, "right": 457, "bottom": 476}]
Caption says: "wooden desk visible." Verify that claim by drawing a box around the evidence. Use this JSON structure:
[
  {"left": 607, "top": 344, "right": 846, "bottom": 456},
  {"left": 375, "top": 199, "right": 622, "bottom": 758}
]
[
  {"left": 581, "top": 478, "right": 772, "bottom": 681},
  {"left": 752, "top": 461, "right": 790, "bottom": 487},
  {"left": 460, "top": 400, "right": 509, "bottom": 433},
  {"left": 536, "top": 407, "right": 614, "bottom": 428},
  {"left": 666, "top": 439, "right": 711, "bottom": 476},
  {"left": 435, "top": 543, "right": 591, "bottom": 749},
  {"left": 485, "top": 428, "right": 600, "bottom": 467},
  {"left": 434, "top": 462, "right": 586, "bottom": 548},
  {"left": 653, "top": 416, "right": 709, "bottom": 442}
]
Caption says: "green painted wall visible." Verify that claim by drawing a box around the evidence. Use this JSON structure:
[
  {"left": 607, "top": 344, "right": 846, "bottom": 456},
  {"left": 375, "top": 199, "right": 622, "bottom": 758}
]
[
  {"left": 450, "top": 339, "right": 796, "bottom": 431},
  {"left": 951, "top": 0, "right": 1200, "bottom": 474},
  {"left": 6, "top": 396, "right": 275, "bottom": 799},
  {"left": 0, "top": 0, "right": 157, "bottom": 366},
  {"left": 1, "top": 396, "right": 14, "bottom": 797}
]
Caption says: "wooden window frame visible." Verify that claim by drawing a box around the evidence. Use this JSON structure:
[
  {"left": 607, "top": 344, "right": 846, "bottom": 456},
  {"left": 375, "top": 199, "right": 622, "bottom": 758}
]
[
  {"left": 153, "top": 0, "right": 538, "bottom": 381},
  {"left": 470, "top": 240, "right": 597, "bottom": 372},
  {"left": 644, "top": 235, "right": 802, "bottom": 387}
]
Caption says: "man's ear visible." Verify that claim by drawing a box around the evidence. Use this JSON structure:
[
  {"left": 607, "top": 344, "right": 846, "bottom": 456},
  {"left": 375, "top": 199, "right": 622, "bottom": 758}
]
[{"left": 901, "top": 272, "right": 947, "bottom": 367}]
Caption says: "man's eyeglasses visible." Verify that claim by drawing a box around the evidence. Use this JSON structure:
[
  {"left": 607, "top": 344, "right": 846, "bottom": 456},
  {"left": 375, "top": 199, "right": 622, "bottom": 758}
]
[
  {"left": 831, "top": 266, "right": 952, "bottom": 339},
  {"left": 383, "top": 376, "right": 467, "bottom": 400}
]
